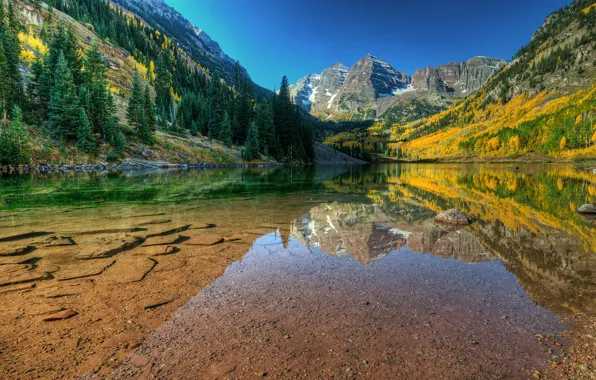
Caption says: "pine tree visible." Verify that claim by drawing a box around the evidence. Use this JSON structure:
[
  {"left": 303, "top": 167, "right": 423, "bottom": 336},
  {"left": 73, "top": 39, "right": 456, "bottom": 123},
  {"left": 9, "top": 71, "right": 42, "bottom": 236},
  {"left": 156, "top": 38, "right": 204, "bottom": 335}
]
[
  {"left": 144, "top": 84, "right": 156, "bottom": 133},
  {"left": 154, "top": 54, "right": 172, "bottom": 120},
  {"left": 65, "top": 24, "right": 83, "bottom": 86},
  {"left": 219, "top": 111, "right": 233, "bottom": 147},
  {"left": 48, "top": 52, "right": 82, "bottom": 140},
  {"left": 0, "top": 106, "right": 31, "bottom": 164},
  {"left": 127, "top": 70, "right": 151, "bottom": 144},
  {"left": 0, "top": 37, "right": 9, "bottom": 119},
  {"left": 243, "top": 121, "right": 260, "bottom": 160},
  {"left": 255, "top": 101, "right": 275, "bottom": 156},
  {"left": 83, "top": 42, "right": 110, "bottom": 136},
  {"left": 77, "top": 108, "right": 97, "bottom": 153}
]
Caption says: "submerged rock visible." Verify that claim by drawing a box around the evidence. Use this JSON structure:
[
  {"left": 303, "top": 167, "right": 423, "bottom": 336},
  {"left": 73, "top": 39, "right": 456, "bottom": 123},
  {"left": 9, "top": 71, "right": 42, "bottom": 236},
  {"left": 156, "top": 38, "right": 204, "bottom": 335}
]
[
  {"left": 434, "top": 209, "right": 474, "bottom": 225},
  {"left": 185, "top": 235, "right": 225, "bottom": 246},
  {"left": 577, "top": 204, "right": 596, "bottom": 214},
  {"left": 0, "top": 245, "right": 36, "bottom": 257},
  {"left": 75, "top": 235, "right": 143, "bottom": 260},
  {"left": 42, "top": 309, "right": 78, "bottom": 322}
]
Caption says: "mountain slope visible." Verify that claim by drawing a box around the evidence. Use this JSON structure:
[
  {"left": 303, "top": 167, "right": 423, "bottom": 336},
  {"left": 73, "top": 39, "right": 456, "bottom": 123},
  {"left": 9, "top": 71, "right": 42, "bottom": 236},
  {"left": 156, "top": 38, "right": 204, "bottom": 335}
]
[
  {"left": 111, "top": 0, "right": 270, "bottom": 97},
  {"left": 393, "top": 0, "right": 596, "bottom": 161}
]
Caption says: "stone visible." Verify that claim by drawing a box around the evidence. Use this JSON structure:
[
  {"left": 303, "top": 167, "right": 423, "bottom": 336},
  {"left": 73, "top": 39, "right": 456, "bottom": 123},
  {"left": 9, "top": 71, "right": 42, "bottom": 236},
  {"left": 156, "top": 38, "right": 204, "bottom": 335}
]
[
  {"left": 131, "top": 245, "right": 180, "bottom": 256},
  {"left": 43, "top": 309, "right": 78, "bottom": 322},
  {"left": 102, "top": 257, "right": 157, "bottom": 284},
  {"left": 75, "top": 235, "right": 143, "bottom": 260},
  {"left": 0, "top": 264, "right": 50, "bottom": 287},
  {"left": 0, "top": 231, "right": 53, "bottom": 243},
  {"left": 185, "top": 235, "right": 225, "bottom": 246},
  {"left": 0, "top": 245, "right": 36, "bottom": 257},
  {"left": 33, "top": 236, "right": 76, "bottom": 247},
  {"left": 147, "top": 225, "right": 192, "bottom": 238},
  {"left": 143, "top": 298, "right": 177, "bottom": 310},
  {"left": 57, "top": 259, "right": 115, "bottom": 281},
  {"left": 578, "top": 204, "right": 596, "bottom": 214},
  {"left": 434, "top": 209, "right": 474, "bottom": 225},
  {"left": 142, "top": 235, "right": 185, "bottom": 247}
]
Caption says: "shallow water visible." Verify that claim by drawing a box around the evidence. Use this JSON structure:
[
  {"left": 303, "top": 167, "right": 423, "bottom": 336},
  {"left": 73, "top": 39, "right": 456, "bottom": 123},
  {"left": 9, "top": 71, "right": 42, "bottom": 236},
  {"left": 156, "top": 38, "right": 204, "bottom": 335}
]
[{"left": 0, "top": 164, "right": 595, "bottom": 378}]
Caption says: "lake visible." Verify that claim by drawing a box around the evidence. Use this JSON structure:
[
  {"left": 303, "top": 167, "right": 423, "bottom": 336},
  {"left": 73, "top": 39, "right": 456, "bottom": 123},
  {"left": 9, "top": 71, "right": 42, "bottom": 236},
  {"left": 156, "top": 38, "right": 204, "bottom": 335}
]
[{"left": 0, "top": 164, "right": 595, "bottom": 379}]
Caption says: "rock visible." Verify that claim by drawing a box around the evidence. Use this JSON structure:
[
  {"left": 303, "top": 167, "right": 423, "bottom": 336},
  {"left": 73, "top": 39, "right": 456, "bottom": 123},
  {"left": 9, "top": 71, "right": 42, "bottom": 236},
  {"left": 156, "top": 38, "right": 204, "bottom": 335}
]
[
  {"left": 434, "top": 209, "right": 474, "bottom": 225},
  {"left": 137, "top": 219, "right": 172, "bottom": 226},
  {"left": 132, "top": 245, "right": 180, "bottom": 256},
  {"left": 142, "top": 235, "right": 185, "bottom": 247},
  {"left": 102, "top": 257, "right": 157, "bottom": 284},
  {"left": 0, "top": 245, "right": 36, "bottom": 257},
  {"left": 0, "top": 283, "right": 36, "bottom": 294},
  {"left": 147, "top": 225, "right": 192, "bottom": 238},
  {"left": 33, "top": 236, "right": 76, "bottom": 247},
  {"left": 578, "top": 204, "right": 596, "bottom": 214},
  {"left": 185, "top": 235, "right": 225, "bottom": 246},
  {"left": 0, "top": 264, "right": 50, "bottom": 287},
  {"left": 57, "top": 259, "right": 115, "bottom": 280},
  {"left": 143, "top": 298, "right": 177, "bottom": 310},
  {"left": 43, "top": 309, "right": 78, "bottom": 322},
  {"left": 0, "top": 231, "right": 53, "bottom": 243},
  {"left": 75, "top": 235, "right": 143, "bottom": 260}
]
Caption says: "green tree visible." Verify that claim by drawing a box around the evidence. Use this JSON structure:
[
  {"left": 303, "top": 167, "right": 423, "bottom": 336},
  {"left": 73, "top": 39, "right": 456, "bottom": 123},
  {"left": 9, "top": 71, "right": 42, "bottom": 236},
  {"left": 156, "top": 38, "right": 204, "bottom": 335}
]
[
  {"left": 77, "top": 108, "right": 97, "bottom": 154},
  {"left": 243, "top": 121, "right": 260, "bottom": 160},
  {"left": 127, "top": 70, "right": 151, "bottom": 144},
  {"left": 255, "top": 101, "right": 275, "bottom": 155},
  {"left": 0, "top": 106, "right": 31, "bottom": 165},
  {"left": 83, "top": 42, "right": 110, "bottom": 137},
  {"left": 144, "top": 84, "right": 156, "bottom": 133},
  {"left": 219, "top": 111, "right": 233, "bottom": 147},
  {"left": 48, "top": 52, "right": 82, "bottom": 140}
]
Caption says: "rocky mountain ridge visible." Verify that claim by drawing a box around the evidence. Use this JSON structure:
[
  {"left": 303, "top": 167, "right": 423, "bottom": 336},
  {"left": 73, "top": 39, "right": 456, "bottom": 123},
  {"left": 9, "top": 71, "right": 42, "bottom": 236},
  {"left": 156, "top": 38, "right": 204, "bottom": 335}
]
[
  {"left": 111, "top": 0, "right": 270, "bottom": 96},
  {"left": 291, "top": 55, "right": 507, "bottom": 122}
]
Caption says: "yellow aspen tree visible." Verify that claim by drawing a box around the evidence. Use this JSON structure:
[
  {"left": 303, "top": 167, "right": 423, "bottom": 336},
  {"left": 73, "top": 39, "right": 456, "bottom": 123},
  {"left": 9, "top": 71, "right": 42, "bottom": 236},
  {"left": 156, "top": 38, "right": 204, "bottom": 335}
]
[{"left": 560, "top": 136, "right": 567, "bottom": 151}]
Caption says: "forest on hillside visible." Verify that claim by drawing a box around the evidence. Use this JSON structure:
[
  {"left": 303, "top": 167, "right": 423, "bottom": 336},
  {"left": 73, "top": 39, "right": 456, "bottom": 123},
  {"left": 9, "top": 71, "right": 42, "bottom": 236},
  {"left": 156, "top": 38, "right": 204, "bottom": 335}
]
[{"left": 0, "top": 0, "right": 316, "bottom": 166}]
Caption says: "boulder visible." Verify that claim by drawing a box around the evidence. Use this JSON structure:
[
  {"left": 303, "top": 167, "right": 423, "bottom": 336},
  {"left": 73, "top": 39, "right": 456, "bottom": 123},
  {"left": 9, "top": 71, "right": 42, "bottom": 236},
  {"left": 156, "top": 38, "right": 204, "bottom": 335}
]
[
  {"left": 434, "top": 209, "right": 474, "bottom": 225},
  {"left": 578, "top": 204, "right": 596, "bottom": 214}
]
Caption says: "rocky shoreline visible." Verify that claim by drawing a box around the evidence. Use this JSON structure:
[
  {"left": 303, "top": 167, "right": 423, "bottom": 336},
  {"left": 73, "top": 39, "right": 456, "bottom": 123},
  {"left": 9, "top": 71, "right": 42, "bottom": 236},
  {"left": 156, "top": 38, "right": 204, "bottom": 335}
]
[{"left": 0, "top": 160, "right": 284, "bottom": 175}]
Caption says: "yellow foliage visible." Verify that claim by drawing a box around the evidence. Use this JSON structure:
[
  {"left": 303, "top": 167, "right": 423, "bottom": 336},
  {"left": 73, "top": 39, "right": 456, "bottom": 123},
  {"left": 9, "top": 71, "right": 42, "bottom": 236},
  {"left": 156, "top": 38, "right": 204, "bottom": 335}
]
[
  {"left": 508, "top": 135, "right": 520, "bottom": 151},
  {"left": 18, "top": 32, "right": 47, "bottom": 55},
  {"left": 110, "top": 87, "right": 120, "bottom": 95},
  {"left": 583, "top": 3, "right": 596, "bottom": 14},
  {"left": 149, "top": 60, "right": 156, "bottom": 81},
  {"left": 20, "top": 50, "right": 35, "bottom": 63},
  {"left": 126, "top": 56, "right": 148, "bottom": 80},
  {"left": 576, "top": 114, "right": 583, "bottom": 124},
  {"left": 592, "top": 132, "right": 596, "bottom": 143},
  {"left": 557, "top": 178, "right": 564, "bottom": 191},
  {"left": 560, "top": 136, "right": 567, "bottom": 151}
]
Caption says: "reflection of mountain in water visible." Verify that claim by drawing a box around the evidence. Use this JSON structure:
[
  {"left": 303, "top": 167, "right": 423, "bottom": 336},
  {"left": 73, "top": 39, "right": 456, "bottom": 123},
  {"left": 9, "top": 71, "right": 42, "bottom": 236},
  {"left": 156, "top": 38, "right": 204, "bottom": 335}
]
[
  {"left": 293, "top": 202, "right": 495, "bottom": 266},
  {"left": 292, "top": 198, "right": 596, "bottom": 316}
]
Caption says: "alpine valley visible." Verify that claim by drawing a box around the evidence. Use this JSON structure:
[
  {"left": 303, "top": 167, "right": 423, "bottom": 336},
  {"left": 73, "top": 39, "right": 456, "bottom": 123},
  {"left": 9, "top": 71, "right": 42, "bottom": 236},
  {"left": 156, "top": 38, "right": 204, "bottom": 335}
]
[{"left": 316, "top": 0, "right": 596, "bottom": 162}]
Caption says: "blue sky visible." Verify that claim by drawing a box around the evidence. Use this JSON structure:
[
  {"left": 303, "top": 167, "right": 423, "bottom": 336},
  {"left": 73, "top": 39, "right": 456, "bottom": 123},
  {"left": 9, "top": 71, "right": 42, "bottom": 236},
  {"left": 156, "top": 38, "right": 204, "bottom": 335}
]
[{"left": 165, "top": 0, "right": 572, "bottom": 90}]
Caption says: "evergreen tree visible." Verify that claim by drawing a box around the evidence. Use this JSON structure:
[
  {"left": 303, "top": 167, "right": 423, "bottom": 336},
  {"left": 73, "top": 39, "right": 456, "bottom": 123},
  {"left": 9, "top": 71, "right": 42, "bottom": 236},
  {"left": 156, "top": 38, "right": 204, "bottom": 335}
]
[
  {"left": 83, "top": 42, "right": 110, "bottom": 136},
  {"left": 243, "top": 121, "right": 260, "bottom": 160},
  {"left": 154, "top": 54, "right": 172, "bottom": 119},
  {"left": 255, "top": 101, "right": 275, "bottom": 156},
  {"left": 219, "top": 111, "right": 233, "bottom": 147},
  {"left": 0, "top": 2, "right": 23, "bottom": 118},
  {"left": 0, "top": 106, "right": 31, "bottom": 164},
  {"left": 48, "top": 52, "right": 81, "bottom": 140},
  {"left": 0, "top": 37, "right": 9, "bottom": 119},
  {"left": 127, "top": 70, "right": 151, "bottom": 144},
  {"left": 77, "top": 108, "right": 97, "bottom": 153},
  {"left": 144, "top": 84, "right": 156, "bottom": 133}
]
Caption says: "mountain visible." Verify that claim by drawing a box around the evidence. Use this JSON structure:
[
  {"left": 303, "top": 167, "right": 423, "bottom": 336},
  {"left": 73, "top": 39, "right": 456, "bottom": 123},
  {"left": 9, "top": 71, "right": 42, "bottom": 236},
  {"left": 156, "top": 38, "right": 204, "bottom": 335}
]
[
  {"left": 292, "top": 54, "right": 505, "bottom": 123},
  {"left": 411, "top": 57, "right": 507, "bottom": 97},
  {"left": 111, "top": 0, "right": 270, "bottom": 97},
  {"left": 290, "top": 63, "right": 349, "bottom": 113},
  {"left": 392, "top": 0, "right": 596, "bottom": 161}
]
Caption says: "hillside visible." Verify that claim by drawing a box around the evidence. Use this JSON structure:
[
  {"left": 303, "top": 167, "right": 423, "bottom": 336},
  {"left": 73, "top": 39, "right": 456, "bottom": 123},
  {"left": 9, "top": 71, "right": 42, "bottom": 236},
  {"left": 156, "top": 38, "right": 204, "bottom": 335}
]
[
  {"left": 377, "top": 0, "right": 596, "bottom": 161},
  {"left": 2, "top": 0, "right": 319, "bottom": 169}
]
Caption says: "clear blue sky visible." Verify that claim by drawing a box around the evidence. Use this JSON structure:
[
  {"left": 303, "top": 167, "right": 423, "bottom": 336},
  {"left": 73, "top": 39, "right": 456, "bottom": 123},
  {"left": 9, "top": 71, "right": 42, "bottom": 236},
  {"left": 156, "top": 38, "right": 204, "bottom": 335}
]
[{"left": 165, "top": 0, "right": 572, "bottom": 90}]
